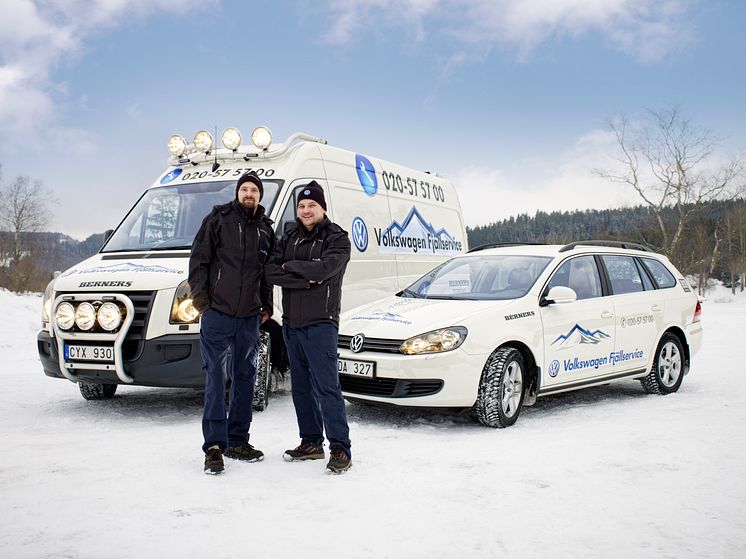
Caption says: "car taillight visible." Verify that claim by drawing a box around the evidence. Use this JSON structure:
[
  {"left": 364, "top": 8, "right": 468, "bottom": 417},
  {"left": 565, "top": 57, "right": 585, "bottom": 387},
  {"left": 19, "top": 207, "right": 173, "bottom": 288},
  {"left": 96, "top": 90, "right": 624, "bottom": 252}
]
[{"left": 693, "top": 300, "right": 702, "bottom": 323}]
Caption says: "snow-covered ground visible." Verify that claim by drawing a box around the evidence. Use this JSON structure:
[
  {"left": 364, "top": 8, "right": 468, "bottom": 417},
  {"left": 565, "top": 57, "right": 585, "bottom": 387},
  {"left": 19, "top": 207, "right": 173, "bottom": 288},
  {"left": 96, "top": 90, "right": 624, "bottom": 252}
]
[{"left": 1, "top": 286, "right": 745, "bottom": 559}]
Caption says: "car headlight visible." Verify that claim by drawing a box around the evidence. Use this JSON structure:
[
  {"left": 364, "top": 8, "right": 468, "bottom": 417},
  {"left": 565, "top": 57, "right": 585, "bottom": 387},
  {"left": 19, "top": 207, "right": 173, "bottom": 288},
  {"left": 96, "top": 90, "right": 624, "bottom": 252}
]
[
  {"left": 75, "top": 302, "right": 96, "bottom": 331},
  {"left": 55, "top": 302, "right": 75, "bottom": 330},
  {"left": 42, "top": 279, "right": 55, "bottom": 324},
  {"left": 170, "top": 279, "right": 200, "bottom": 324},
  {"left": 97, "top": 302, "right": 123, "bottom": 331},
  {"left": 400, "top": 327, "right": 468, "bottom": 355}
]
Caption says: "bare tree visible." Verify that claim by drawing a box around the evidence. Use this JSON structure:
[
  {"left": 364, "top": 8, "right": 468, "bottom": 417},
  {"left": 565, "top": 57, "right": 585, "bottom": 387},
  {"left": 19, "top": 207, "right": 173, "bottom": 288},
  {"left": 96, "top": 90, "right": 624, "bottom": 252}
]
[
  {"left": 0, "top": 174, "right": 52, "bottom": 264},
  {"left": 595, "top": 107, "right": 745, "bottom": 258}
]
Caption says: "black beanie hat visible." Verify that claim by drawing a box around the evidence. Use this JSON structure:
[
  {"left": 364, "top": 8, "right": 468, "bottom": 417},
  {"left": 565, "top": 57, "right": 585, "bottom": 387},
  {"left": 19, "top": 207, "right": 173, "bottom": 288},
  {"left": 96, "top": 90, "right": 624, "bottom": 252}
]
[
  {"left": 297, "top": 180, "right": 327, "bottom": 210},
  {"left": 236, "top": 170, "right": 264, "bottom": 201}
]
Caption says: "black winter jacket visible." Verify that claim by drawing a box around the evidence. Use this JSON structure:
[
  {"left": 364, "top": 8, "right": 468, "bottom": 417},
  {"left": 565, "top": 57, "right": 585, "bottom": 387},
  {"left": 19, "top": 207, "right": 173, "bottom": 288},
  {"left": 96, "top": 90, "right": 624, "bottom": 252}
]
[
  {"left": 265, "top": 217, "right": 351, "bottom": 328},
  {"left": 188, "top": 201, "right": 275, "bottom": 317}
]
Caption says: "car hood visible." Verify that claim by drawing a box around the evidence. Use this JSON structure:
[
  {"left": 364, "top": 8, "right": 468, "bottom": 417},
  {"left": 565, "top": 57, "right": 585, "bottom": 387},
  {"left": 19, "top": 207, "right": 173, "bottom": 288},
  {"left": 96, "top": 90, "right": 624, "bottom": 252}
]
[
  {"left": 340, "top": 295, "right": 518, "bottom": 338},
  {"left": 52, "top": 252, "right": 189, "bottom": 292}
]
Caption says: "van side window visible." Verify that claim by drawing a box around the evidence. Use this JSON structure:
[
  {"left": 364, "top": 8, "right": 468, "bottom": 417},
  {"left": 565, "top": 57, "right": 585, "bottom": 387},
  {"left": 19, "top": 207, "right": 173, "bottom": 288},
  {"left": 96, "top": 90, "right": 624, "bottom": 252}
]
[
  {"left": 640, "top": 257, "right": 677, "bottom": 289},
  {"left": 276, "top": 184, "right": 321, "bottom": 235},
  {"left": 601, "top": 255, "right": 644, "bottom": 295},
  {"left": 546, "top": 256, "right": 602, "bottom": 300}
]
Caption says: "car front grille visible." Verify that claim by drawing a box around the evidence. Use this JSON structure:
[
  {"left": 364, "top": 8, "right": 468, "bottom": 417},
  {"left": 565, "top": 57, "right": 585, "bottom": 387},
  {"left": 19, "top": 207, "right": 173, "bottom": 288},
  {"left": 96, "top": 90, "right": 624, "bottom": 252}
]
[
  {"left": 339, "top": 375, "right": 443, "bottom": 398},
  {"left": 338, "top": 335, "right": 404, "bottom": 353}
]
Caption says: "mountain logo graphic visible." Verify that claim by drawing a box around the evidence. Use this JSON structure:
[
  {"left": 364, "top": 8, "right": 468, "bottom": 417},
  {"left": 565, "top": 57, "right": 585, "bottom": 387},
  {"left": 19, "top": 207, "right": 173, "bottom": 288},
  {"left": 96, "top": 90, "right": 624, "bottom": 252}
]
[
  {"left": 372, "top": 206, "right": 463, "bottom": 255},
  {"left": 551, "top": 324, "right": 611, "bottom": 347},
  {"left": 74, "top": 263, "right": 183, "bottom": 275}
]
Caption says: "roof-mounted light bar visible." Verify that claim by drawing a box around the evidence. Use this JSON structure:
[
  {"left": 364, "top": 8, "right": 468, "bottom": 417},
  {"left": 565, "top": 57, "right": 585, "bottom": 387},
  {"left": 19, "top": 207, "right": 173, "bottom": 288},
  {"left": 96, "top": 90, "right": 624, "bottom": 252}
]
[{"left": 165, "top": 127, "right": 327, "bottom": 166}]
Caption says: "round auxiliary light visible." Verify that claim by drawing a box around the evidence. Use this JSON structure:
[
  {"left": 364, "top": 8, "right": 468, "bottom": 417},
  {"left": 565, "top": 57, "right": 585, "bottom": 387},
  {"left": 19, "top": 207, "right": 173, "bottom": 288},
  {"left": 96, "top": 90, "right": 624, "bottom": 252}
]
[
  {"left": 221, "top": 127, "right": 242, "bottom": 151},
  {"left": 194, "top": 130, "right": 214, "bottom": 153},
  {"left": 167, "top": 134, "right": 187, "bottom": 157},
  {"left": 55, "top": 302, "right": 75, "bottom": 330},
  {"left": 97, "top": 302, "right": 122, "bottom": 332},
  {"left": 251, "top": 126, "right": 272, "bottom": 150},
  {"left": 75, "top": 302, "right": 96, "bottom": 331}
]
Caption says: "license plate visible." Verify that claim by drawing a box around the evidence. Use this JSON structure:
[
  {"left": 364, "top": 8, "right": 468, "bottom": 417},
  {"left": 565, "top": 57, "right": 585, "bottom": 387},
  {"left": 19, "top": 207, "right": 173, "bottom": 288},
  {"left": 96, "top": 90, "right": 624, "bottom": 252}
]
[
  {"left": 64, "top": 344, "right": 114, "bottom": 362},
  {"left": 338, "top": 358, "right": 376, "bottom": 378}
]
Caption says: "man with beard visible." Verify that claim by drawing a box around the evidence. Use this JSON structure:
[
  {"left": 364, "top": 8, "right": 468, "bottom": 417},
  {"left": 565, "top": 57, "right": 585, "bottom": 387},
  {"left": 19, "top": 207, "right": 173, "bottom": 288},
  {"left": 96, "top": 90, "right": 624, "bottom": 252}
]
[{"left": 189, "top": 170, "right": 275, "bottom": 475}]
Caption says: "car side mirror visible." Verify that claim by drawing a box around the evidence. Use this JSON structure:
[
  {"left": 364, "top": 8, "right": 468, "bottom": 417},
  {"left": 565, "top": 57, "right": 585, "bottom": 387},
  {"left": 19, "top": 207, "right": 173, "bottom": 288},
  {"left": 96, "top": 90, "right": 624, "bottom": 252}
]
[{"left": 540, "top": 286, "right": 577, "bottom": 307}]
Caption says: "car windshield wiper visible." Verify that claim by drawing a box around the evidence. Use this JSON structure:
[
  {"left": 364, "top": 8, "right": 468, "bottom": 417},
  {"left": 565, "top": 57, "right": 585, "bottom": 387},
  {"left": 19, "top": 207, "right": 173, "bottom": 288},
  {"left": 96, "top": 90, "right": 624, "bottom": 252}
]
[
  {"left": 398, "top": 288, "right": 421, "bottom": 298},
  {"left": 423, "top": 295, "right": 462, "bottom": 300}
]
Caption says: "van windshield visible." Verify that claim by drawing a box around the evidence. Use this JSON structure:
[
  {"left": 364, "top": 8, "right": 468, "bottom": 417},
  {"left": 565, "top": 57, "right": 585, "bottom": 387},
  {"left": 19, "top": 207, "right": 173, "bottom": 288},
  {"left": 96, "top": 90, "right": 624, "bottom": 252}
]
[
  {"left": 102, "top": 180, "right": 282, "bottom": 252},
  {"left": 401, "top": 255, "right": 552, "bottom": 300}
]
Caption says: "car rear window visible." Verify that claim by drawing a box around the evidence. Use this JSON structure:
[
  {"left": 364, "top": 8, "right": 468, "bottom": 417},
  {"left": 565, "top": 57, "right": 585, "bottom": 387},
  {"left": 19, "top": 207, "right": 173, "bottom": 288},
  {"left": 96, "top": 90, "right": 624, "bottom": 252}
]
[{"left": 640, "top": 258, "right": 677, "bottom": 289}]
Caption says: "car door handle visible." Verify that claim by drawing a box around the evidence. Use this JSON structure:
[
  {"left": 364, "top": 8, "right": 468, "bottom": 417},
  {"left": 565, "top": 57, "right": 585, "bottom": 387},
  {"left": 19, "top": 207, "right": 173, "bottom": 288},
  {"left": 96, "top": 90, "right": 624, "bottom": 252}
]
[
  {"left": 601, "top": 311, "right": 613, "bottom": 319},
  {"left": 651, "top": 304, "right": 662, "bottom": 312}
]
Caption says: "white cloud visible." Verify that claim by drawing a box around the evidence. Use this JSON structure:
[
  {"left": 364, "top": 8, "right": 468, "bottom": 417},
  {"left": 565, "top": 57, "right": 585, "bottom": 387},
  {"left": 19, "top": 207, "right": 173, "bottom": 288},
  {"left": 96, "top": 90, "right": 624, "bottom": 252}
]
[
  {"left": 323, "top": 0, "right": 693, "bottom": 62},
  {"left": 451, "top": 128, "right": 638, "bottom": 227},
  {"left": 0, "top": 0, "right": 214, "bottom": 145}
]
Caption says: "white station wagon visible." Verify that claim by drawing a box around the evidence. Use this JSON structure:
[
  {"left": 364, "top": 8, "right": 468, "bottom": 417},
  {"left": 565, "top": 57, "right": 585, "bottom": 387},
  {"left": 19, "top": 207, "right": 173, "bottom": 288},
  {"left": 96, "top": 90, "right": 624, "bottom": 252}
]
[{"left": 337, "top": 241, "right": 703, "bottom": 427}]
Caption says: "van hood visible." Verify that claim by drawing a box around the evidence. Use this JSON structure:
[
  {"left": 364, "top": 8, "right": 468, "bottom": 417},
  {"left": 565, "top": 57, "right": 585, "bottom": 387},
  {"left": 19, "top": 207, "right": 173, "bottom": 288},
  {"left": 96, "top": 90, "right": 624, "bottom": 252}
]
[
  {"left": 340, "top": 295, "right": 517, "bottom": 339},
  {"left": 53, "top": 252, "right": 189, "bottom": 292}
]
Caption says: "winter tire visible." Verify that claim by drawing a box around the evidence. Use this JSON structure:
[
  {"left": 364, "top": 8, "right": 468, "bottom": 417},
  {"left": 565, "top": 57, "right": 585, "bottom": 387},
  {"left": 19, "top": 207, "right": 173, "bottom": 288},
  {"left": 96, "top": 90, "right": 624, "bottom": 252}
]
[
  {"left": 641, "top": 332, "right": 685, "bottom": 395},
  {"left": 473, "top": 347, "right": 525, "bottom": 428},
  {"left": 79, "top": 382, "right": 117, "bottom": 400},
  {"left": 252, "top": 331, "right": 271, "bottom": 411}
]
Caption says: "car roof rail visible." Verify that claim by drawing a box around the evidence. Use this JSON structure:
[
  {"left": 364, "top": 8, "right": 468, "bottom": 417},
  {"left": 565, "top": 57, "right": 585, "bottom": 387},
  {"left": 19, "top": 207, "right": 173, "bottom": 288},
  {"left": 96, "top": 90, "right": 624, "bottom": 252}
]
[
  {"left": 467, "top": 242, "right": 547, "bottom": 253},
  {"left": 559, "top": 240, "right": 652, "bottom": 253}
]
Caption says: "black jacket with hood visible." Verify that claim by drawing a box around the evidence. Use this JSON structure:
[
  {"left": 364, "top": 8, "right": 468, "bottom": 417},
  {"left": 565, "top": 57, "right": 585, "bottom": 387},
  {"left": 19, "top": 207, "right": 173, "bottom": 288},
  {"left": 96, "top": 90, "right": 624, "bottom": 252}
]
[
  {"left": 264, "top": 216, "right": 351, "bottom": 328},
  {"left": 188, "top": 186, "right": 275, "bottom": 318}
]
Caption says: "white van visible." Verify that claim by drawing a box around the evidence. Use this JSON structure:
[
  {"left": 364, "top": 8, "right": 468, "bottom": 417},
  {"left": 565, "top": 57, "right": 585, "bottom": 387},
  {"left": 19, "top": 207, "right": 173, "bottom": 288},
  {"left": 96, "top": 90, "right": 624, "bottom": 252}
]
[{"left": 37, "top": 127, "right": 468, "bottom": 404}]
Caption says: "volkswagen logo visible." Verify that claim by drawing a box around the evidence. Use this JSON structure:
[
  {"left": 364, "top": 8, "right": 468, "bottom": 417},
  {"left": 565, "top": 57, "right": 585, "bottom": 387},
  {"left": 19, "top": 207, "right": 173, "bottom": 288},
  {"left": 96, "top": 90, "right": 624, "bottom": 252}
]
[{"left": 350, "top": 334, "right": 365, "bottom": 353}]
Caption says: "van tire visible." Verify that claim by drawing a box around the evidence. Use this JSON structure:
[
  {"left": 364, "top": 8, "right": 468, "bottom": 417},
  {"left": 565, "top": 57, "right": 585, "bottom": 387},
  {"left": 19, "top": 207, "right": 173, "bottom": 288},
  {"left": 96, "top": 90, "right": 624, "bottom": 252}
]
[
  {"left": 473, "top": 347, "right": 525, "bottom": 428},
  {"left": 641, "top": 332, "right": 684, "bottom": 395},
  {"left": 252, "top": 331, "right": 271, "bottom": 412},
  {"left": 79, "top": 382, "right": 117, "bottom": 400}
]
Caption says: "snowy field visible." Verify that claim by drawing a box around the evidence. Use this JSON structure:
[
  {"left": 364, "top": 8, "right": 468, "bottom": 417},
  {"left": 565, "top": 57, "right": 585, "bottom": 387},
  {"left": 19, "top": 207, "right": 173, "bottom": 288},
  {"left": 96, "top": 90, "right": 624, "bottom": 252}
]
[{"left": 1, "top": 286, "right": 746, "bottom": 559}]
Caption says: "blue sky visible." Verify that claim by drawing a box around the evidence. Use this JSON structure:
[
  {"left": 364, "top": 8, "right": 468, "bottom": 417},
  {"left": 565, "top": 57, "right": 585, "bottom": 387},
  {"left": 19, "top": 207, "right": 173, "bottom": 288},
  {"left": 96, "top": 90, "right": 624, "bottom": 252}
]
[{"left": 0, "top": 0, "right": 744, "bottom": 238}]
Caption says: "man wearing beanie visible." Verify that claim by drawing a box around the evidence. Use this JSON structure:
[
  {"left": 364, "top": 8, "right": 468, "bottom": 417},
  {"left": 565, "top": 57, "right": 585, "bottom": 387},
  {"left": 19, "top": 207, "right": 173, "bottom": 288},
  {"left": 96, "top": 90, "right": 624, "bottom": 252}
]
[
  {"left": 265, "top": 180, "right": 353, "bottom": 474},
  {"left": 189, "top": 170, "right": 275, "bottom": 474}
]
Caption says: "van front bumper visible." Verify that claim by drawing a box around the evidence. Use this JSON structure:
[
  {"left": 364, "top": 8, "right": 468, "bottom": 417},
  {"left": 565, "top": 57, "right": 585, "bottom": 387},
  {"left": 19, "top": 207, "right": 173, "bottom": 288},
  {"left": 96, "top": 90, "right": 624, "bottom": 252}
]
[{"left": 37, "top": 330, "right": 204, "bottom": 388}]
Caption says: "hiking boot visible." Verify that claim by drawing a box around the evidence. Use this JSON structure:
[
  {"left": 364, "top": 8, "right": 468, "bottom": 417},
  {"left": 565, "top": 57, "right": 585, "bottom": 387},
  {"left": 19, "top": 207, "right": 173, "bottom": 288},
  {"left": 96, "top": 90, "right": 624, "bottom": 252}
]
[
  {"left": 283, "top": 440, "right": 325, "bottom": 461},
  {"left": 224, "top": 442, "right": 264, "bottom": 462},
  {"left": 204, "top": 446, "right": 224, "bottom": 475},
  {"left": 326, "top": 447, "right": 352, "bottom": 474}
]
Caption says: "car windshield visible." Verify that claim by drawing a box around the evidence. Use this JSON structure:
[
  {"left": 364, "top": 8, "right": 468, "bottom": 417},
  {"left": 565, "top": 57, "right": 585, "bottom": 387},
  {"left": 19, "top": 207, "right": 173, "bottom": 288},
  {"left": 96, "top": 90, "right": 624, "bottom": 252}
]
[
  {"left": 102, "top": 179, "right": 282, "bottom": 252},
  {"left": 402, "top": 255, "right": 553, "bottom": 300}
]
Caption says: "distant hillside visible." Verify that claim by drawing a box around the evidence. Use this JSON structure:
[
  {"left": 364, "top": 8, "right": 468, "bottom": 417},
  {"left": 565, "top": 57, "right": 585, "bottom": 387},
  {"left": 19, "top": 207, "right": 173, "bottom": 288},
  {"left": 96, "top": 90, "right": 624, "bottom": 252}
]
[{"left": 467, "top": 199, "right": 746, "bottom": 289}]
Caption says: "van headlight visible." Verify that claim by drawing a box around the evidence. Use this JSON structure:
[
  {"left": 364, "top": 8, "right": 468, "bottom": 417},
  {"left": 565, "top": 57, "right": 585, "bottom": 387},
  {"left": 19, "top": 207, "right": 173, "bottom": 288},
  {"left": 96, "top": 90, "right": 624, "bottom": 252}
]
[
  {"left": 41, "top": 279, "right": 55, "bottom": 324},
  {"left": 400, "top": 327, "right": 468, "bottom": 355},
  {"left": 170, "top": 280, "right": 200, "bottom": 324}
]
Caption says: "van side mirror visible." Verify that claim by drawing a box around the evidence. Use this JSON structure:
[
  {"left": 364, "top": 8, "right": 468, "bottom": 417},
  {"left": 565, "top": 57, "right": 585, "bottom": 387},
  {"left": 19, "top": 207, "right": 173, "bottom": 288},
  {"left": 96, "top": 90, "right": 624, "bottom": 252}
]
[{"left": 540, "top": 286, "right": 577, "bottom": 307}]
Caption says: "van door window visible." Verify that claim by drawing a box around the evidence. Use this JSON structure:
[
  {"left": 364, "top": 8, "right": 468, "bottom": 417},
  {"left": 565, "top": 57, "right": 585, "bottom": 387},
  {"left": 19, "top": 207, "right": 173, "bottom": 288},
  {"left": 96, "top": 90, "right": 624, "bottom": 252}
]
[{"left": 277, "top": 184, "right": 322, "bottom": 234}]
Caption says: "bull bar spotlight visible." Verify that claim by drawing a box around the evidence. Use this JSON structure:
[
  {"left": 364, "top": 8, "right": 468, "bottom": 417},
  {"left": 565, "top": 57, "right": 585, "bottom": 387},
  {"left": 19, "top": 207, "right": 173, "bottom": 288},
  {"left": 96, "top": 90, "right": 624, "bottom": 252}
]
[
  {"left": 97, "top": 302, "right": 123, "bottom": 331},
  {"left": 55, "top": 302, "right": 75, "bottom": 330},
  {"left": 74, "top": 302, "right": 96, "bottom": 331}
]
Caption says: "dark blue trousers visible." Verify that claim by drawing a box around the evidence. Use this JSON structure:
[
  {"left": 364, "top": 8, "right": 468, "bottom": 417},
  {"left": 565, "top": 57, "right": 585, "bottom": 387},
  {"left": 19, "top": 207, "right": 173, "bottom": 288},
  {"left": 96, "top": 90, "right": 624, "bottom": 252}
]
[
  {"left": 200, "top": 308, "right": 261, "bottom": 453},
  {"left": 283, "top": 323, "right": 352, "bottom": 458}
]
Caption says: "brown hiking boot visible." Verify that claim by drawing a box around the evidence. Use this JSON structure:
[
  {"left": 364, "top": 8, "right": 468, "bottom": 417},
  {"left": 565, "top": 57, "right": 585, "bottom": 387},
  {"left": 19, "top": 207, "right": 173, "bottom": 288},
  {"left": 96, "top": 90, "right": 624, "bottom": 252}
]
[
  {"left": 326, "top": 447, "right": 352, "bottom": 474},
  {"left": 283, "top": 440, "right": 325, "bottom": 461},
  {"left": 224, "top": 442, "right": 264, "bottom": 462},
  {"left": 204, "top": 446, "right": 224, "bottom": 475}
]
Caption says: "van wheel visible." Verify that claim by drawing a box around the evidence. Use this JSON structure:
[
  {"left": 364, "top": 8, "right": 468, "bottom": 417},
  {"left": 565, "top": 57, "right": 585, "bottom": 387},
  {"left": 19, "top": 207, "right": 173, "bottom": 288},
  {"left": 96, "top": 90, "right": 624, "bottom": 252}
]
[
  {"left": 473, "top": 347, "right": 525, "bottom": 428},
  {"left": 79, "top": 382, "right": 117, "bottom": 400},
  {"left": 252, "top": 331, "right": 271, "bottom": 411},
  {"left": 641, "top": 333, "right": 684, "bottom": 395}
]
